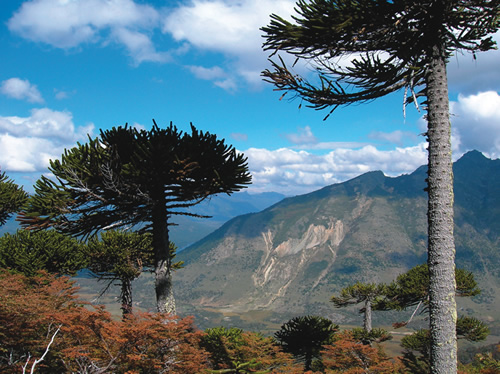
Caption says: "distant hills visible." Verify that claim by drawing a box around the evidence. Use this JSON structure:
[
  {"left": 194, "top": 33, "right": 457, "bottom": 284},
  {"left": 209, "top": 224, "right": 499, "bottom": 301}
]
[
  {"left": 173, "top": 150, "right": 500, "bottom": 331},
  {"left": 0, "top": 190, "right": 285, "bottom": 250},
  {"left": 169, "top": 191, "right": 286, "bottom": 249}
]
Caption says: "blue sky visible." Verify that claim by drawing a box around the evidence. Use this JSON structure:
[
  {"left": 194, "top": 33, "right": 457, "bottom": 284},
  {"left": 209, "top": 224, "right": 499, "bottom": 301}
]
[{"left": 1, "top": 0, "right": 499, "bottom": 195}]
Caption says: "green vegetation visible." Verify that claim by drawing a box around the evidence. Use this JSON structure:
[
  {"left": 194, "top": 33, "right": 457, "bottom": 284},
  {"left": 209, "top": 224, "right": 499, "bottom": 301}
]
[
  {"left": 85, "top": 230, "right": 160, "bottom": 317},
  {"left": 274, "top": 315, "right": 338, "bottom": 371},
  {"left": 19, "top": 122, "right": 251, "bottom": 314},
  {"left": 0, "top": 229, "right": 85, "bottom": 276},
  {"left": 0, "top": 170, "right": 28, "bottom": 226},
  {"left": 331, "top": 282, "right": 387, "bottom": 333},
  {"left": 261, "top": 1, "right": 499, "bottom": 372}
]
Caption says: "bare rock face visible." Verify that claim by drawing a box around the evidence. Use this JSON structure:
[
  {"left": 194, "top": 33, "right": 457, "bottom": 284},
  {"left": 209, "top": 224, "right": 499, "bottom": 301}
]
[
  {"left": 252, "top": 220, "right": 344, "bottom": 304},
  {"left": 174, "top": 151, "right": 500, "bottom": 327}
]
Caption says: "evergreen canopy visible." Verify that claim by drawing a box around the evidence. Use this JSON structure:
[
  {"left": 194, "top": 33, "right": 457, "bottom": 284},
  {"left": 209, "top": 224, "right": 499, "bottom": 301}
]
[
  {"left": 20, "top": 121, "right": 251, "bottom": 314},
  {"left": 0, "top": 171, "right": 28, "bottom": 226},
  {"left": 20, "top": 122, "right": 251, "bottom": 237},
  {"left": 262, "top": 0, "right": 499, "bottom": 118}
]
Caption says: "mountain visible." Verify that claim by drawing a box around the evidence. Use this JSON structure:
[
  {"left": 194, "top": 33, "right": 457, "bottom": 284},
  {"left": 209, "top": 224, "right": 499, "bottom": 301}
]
[
  {"left": 169, "top": 191, "right": 286, "bottom": 249},
  {"left": 0, "top": 191, "right": 286, "bottom": 249},
  {"left": 173, "top": 151, "right": 500, "bottom": 331}
]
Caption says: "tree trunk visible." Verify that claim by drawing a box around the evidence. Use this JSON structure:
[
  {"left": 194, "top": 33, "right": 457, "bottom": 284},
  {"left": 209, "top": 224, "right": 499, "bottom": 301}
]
[
  {"left": 152, "top": 200, "right": 176, "bottom": 315},
  {"left": 120, "top": 277, "right": 133, "bottom": 318},
  {"left": 363, "top": 299, "right": 372, "bottom": 333},
  {"left": 425, "top": 46, "right": 457, "bottom": 374}
]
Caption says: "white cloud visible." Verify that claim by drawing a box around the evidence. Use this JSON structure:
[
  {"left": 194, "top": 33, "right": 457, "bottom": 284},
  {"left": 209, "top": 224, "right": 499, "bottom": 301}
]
[
  {"left": 8, "top": 0, "right": 165, "bottom": 65},
  {"left": 1, "top": 78, "right": 44, "bottom": 103},
  {"left": 188, "top": 65, "right": 227, "bottom": 80},
  {"left": 163, "top": 0, "right": 293, "bottom": 54},
  {"left": 284, "top": 126, "right": 318, "bottom": 145},
  {"left": 243, "top": 144, "right": 428, "bottom": 194},
  {"left": 450, "top": 91, "right": 500, "bottom": 159},
  {"left": 0, "top": 108, "right": 94, "bottom": 172},
  {"left": 110, "top": 27, "right": 170, "bottom": 64},
  {"left": 162, "top": 0, "right": 296, "bottom": 88},
  {"left": 448, "top": 31, "right": 500, "bottom": 93}
]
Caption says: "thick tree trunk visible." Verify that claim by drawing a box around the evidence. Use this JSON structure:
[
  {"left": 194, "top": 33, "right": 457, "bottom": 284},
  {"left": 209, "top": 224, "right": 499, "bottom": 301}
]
[
  {"left": 425, "top": 46, "right": 457, "bottom": 374},
  {"left": 152, "top": 200, "right": 176, "bottom": 315},
  {"left": 120, "top": 277, "right": 133, "bottom": 317},
  {"left": 363, "top": 299, "right": 372, "bottom": 333}
]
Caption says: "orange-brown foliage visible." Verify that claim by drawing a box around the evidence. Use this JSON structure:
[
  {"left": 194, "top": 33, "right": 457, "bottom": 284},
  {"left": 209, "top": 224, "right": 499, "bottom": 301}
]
[
  {"left": 0, "top": 269, "right": 210, "bottom": 373},
  {"left": 321, "top": 331, "right": 406, "bottom": 374}
]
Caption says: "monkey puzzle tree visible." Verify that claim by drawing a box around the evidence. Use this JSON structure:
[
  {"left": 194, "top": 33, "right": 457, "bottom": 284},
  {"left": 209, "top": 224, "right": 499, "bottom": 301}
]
[
  {"left": 19, "top": 122, "right": 251, "bottom": 314},
  {"left": 0, "top": 170, "right": 28, "bottom": 226},
  {"left": 85, "top": 230, "right": 163, "bottom": 317},
  {"left": 0, "top": 229, "right": 85, "bottom": 277},
  {"left": 274, "top": 315, "right": 339, "bottom": 371},
  {"left": 378, "top": 263, "right": 481, "bottom": 319},
  {"left": 331, "top": 282, "right": 387, "bottom": 334},
  {"left": 261, "top": 1, "right": 499, "bottom": 372}
]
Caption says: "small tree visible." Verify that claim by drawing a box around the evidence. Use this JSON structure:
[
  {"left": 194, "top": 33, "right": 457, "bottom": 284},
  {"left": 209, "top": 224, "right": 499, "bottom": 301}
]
[
  {"left": 19, "top": 122, "right": 251, "bottom": 314},
  {"left": 0, "top": 229, "right": 86, "bottom": 276},
  {"left": 331, "top": 282, "right": 387, "bottom": 333},
  {"left": 85, "top": 230, "right": 163, "bottom": 317},
  {"left": 274, "top": 315, "right": 339, "bottom": 371},
  {"left": 377, "top": 264, "right": 481, "bottom": 323},
  {"left": 382, "top": 265, "right": 488, "bottom": 373},
  {"left": 0, "top": 170, "right": 28, "bottom": 226},
  {"left": 401, "top": 318, "right": 490, "bottom": 374},
  {"left": 262, "top": 2, "right": 499, "bottom": 372}
]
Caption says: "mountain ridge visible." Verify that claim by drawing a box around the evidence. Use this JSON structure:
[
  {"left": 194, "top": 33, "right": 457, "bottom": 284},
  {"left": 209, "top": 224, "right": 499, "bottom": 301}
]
[{"left": 174, "top": 150, "right": 499, "bottom": 330}]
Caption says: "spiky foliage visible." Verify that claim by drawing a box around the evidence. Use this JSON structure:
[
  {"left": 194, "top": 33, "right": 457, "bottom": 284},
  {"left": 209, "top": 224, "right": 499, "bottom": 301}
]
[
  {"left": 377, "top": 263, "right": 481, "bottom": 315},
  {"left": 401, "top": 317, "right": 490, "bottom": 373},
  {"left": 456, "top": 316, "right": 490, "bottom": 343},
  {"left": 274, "top": 315, "right": 339, "bottom": 371},
  {"left": 262, "top": 0, "right": 498, "bottom": 118},
  {"left": 85, "top": 230, "right": 164, "bottom": 317},
  {"left": 351, "top": 327, "right": 393, "bottom": 346},
  {"left": 0, "top": 171, "right": 28, "bottom": 226},
  {"left": 331, "top": 282, "right": 387, "bottom": 333},
  {"left": 262, "top": 2, "right": 499, "bottom": 372},
  {"left": 0, "top": 229, "right": 86, "bottom": 276},
  {"left": 19, "top": 122, "right": 251, "bottom": 314}
]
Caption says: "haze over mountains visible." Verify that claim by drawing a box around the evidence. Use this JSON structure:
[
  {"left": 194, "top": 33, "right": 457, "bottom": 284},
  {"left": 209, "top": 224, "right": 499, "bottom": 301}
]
[{"left": 172, "top": 150, "right": 499, "bottom": 331}]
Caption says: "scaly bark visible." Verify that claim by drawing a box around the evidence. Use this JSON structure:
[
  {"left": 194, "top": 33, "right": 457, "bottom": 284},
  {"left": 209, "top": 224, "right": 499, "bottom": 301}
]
[
  {"left": 364, "top": 299, "right": 372, "bottom": 333},
  {"left": 152, "top": 198, "right": 176, "bottom": 315},
  {"left": 425, "top": 45, "right": 457, "bottom": 374}
]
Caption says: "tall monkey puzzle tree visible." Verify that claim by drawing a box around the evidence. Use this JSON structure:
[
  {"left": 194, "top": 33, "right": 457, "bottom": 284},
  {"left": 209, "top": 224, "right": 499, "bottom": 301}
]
[
  {"left": 19, "top": 122, "right": 251, "bottom": 314},
  {"left": 261, "top": 1, "right": 499, "bottom": 372}
]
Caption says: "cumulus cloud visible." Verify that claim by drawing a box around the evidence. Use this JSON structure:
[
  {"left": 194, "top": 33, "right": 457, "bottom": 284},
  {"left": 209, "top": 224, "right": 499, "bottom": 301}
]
[
  {"left": 450, "top": 91, "right": 500, "bottom": 159},
  {"left": 162, "top": 0, "right": 296, "bottom": 88},
  {"left": 448, "top": 31, "right": 500, "bottom": 93},
  {"left": 1, "top": 78, "right": 44, "bottom": 103},
  {"left": 8, "top": 0, "right": 167, "bottom": 64},
  {"left": 243, "top": 144, "right": 428, "bottom": 194},
  {"left": 0, "top": 108, "right": 94, "bottom": 172}
]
